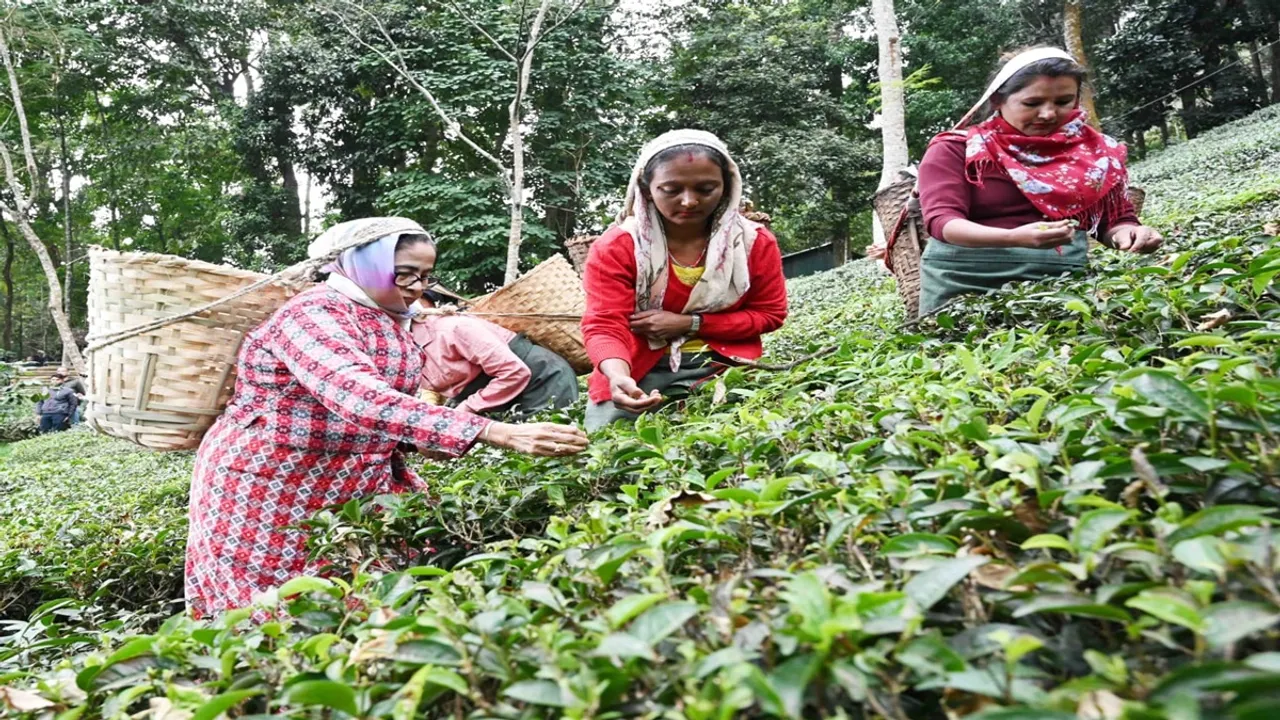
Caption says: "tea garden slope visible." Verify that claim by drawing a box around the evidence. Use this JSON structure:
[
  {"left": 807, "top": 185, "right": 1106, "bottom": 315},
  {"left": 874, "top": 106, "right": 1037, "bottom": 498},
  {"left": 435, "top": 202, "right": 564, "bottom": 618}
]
[{"left": 0, "top": 105, "right": 1279, "bottom": 719}]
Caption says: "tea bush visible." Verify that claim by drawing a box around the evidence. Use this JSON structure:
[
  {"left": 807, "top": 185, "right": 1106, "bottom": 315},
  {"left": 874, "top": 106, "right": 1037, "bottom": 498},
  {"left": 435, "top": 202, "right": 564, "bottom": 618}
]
[
  {"left": 0, "top": 431, "right": 192, "bottom": 621},
  {"left": 1, "top": 107, "right": 1279, "bottom": 719}
]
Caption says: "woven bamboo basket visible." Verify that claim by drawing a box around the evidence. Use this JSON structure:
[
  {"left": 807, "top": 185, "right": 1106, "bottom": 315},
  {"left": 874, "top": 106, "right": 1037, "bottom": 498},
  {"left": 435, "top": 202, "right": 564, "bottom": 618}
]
[
  {"left": 84, "top": 247, "right": 307, "bottom": 451},
  {"left": 872, "top": 173, "right": 925, "bottom": 319},
  {"left": 469, "top": 254, "right": 592, "bottom": 375},
  {"left": 1127, "top": 187, "right": 1146, "bottom": 218},
  {"left": 565, "top": 235, "right": 597, "bottom": 275}
]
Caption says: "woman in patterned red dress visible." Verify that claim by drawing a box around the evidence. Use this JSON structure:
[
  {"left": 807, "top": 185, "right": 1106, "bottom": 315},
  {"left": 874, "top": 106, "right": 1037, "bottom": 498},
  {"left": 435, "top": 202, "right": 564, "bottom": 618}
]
[{"left": 185, "top": 217, "right": 588, "bottom": 619}]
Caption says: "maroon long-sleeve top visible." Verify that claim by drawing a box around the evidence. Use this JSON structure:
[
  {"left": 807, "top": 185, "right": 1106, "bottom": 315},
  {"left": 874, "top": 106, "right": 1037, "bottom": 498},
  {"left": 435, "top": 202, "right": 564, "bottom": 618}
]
[{"left": 917, "top": 136, "right": 1138, "bottom": 240}]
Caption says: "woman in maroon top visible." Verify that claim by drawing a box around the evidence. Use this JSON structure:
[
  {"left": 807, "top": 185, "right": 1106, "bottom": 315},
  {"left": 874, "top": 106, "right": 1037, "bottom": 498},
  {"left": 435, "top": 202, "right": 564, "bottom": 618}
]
[
  {"left": 916, "top": 47, "right": 1162, "bottom": 314},
  {"left": 581, "top": 130, "right": 788, "bottom": 430}
]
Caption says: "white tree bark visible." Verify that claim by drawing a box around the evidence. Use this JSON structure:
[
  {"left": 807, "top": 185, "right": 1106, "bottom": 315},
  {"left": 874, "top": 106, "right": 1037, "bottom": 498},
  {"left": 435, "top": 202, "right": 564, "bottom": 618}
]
[
  {"left": 332, "top": 0, "right": 583, "bottom": 285},
  {"left": 871, "top": 0, "right": 909, "bottom": 251},
  {"left": 503, "top": 0, "right": 553, "bottom": 284},
  {"left": 0, "top": 27, "right": 85, "bottom": 374}
]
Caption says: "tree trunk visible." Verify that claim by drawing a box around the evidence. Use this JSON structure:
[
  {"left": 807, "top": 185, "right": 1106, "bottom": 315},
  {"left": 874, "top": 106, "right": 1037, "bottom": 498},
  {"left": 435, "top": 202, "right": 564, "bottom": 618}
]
[
  {"left": 1270, "top": 28, "right": 1280, "bottom": 105},
  {"left": 503, "top": 0, "right": 554, "bottom": 284},
  {"left": 1063, "top": 0, "right": 1101, "bottom": 129},
  {"left": 278, "top": 151, "right": 303, "bottom": 237},
  {"left": 1180, "top": 87, "right": 1198, "bottom": 139},
  {"left": 1158, "top": 117, "right": 1170, "bottom": 147},
  {"left": 1249, "top": 40, "right": 1267, "bottom": 104},
  {"left": 303, "top": 171, "right": 312, "bottom": 237},
  {"left": 10, "top": 214, "right": 84, "bottom": 372},
  {"left": 1, "top": 218, "right": 12, "bottom": 353},
  {"left": 872, "top": 0, "right": 909, "bottom": 253},
  {"left": 826, "top": 41, "right": 850, "bottom": 265},
  {"left": 60, "top": 117, "right": 72, "bottom": 319},
  {"left": 1134, "top": 129, "right": 1146, "bottom": 158}
]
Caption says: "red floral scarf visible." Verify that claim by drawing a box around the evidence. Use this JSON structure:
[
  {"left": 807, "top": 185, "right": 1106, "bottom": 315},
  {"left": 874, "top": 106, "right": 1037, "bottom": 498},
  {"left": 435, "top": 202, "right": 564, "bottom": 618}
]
[{"left": 959, "top": 109, "right": 1130, "bottom": 233}]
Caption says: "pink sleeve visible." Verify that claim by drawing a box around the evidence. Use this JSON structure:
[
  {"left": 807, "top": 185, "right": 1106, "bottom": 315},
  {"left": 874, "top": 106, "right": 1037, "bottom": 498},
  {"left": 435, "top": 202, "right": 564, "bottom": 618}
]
[
  {"left": 272, "top": 299, "right": 490, "bottom": 456},
  {"left": 452, "top": 323, "right": 532, "bottom": 414},
  {"left": 918, "top": 138, "right": 970, "bottom": 240}
]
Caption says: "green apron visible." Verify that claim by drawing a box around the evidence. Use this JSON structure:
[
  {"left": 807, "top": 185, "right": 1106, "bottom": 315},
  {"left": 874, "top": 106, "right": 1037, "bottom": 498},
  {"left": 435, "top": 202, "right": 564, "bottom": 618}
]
[{"left": 919, "top": 230, "right": 1089, "bottom": 315}]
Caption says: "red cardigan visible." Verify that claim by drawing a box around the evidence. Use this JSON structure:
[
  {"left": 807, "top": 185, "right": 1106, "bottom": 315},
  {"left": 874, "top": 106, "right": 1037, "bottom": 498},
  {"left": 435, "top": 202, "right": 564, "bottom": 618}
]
[{"left": 581, "top": 225, "right": 788, "bottom": 403}]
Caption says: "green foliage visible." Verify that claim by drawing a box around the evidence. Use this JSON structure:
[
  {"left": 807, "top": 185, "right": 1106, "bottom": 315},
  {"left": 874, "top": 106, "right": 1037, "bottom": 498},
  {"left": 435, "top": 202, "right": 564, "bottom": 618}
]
[
  {"left": 2, "top": 106, "right": 1280, "bottom": 719},
  {"left": 651, "top": 0, "right": 881, "bottom": 255},
  {"left": 0, "top": 432, "right": 192, "bottom": 621}
]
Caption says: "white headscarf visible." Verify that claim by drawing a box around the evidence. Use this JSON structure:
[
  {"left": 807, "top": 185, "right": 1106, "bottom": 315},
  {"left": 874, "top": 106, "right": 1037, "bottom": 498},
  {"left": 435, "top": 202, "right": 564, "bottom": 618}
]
[
  {"left": 618, "top": 129, "right": 761, "bottom": 364},
  {"left": 954, "top": 47, "right": 1077, "bottom": 129},
  {"left": 307, "top": 217, "right": 432, "bottom": 328}
]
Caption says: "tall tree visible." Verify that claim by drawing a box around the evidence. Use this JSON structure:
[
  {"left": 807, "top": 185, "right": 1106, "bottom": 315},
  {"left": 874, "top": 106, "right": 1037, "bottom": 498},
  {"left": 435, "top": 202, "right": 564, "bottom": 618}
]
[
  {"left": 329, "top": 0, "right": 587, "bottom": 284},
  {"left": 1062, "top": 0, "right": 1101, "bottom": 128},
  {"left": 873, "top": 0, "right": 908, "bottom": 253},
  {"left": 655, "top": 0, "right": 880, "bottom": 257},
  {"left": 0, "top": 21, "right": 83, "bottom": 372}
]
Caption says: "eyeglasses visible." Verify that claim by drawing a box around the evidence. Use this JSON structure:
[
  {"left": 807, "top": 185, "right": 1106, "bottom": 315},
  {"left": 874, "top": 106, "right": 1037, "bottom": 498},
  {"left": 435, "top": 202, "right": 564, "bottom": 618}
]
[{"left": 393, "top": 271, "right": 441, "bottom": 290}]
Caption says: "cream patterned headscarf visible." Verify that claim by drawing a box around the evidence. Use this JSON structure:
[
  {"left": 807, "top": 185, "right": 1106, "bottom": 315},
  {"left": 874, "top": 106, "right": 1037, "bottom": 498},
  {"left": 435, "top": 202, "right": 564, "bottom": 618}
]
[{"left": 618, "top": 129, "right": 761, "bottom": 366}]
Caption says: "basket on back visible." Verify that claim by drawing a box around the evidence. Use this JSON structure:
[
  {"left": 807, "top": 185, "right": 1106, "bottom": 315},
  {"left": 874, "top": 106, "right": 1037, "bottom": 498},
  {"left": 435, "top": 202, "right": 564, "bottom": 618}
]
[
  {"left": 85, "top": 247, "right": 306, "bottom": 451},
  {"left": 565, "top": 235, "right": 597, "bottom": 275},
  {"left": 469, "top": 254, "right": 592, "bottom": 375},
  {"left": 873, "top": 172, "right": 926, "bottom": 320}
]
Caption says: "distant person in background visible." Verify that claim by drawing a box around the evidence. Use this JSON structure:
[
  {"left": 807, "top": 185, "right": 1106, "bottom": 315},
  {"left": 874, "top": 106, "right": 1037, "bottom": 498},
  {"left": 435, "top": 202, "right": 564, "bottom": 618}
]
[
  {"left": 581, "top": 129, "right": 788, "bottom": 431},
  {"left": 56, "top": 367, "right": 88, "bottom": 425},
  {"left": 411, "top": 291, "right": 578, "bottom": 420},
  {"left": 35, "top": 372, "right": 78, "bottom": 433},
  {"left": 916, "top": 46, "right": 1162, "bottom": 315}
]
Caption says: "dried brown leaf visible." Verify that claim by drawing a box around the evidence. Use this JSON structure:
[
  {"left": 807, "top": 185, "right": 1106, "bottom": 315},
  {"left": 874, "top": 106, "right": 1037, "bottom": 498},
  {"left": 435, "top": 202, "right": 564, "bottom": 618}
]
[
  {"left": 0, "top": 687, "right": 55, "bottom": 712},
  {"left": 1078, "top": 690, "right": 1126, "bottom": 719},
  {"left": 1195, "top": 308, "right": 1232, "bottom": 331}
]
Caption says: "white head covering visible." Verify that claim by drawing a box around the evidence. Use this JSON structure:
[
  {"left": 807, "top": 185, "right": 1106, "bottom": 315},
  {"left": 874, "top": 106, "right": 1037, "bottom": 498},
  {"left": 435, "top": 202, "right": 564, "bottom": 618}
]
[
  {"left": 618, "top": 129, "right": 761, "bottom": 366},
  {"left": 955, "top": 47, "right": 1077, "bottom": 128},
  {"left": 307, "top": 216, "right": 428, "bottom": 261},
  {"left": 308, "top": 217, "right": 432, "bottom": 328}
]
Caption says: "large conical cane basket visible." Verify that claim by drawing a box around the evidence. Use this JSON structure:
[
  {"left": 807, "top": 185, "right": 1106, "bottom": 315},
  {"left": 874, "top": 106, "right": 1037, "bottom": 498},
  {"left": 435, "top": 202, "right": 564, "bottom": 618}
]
[
  {"left": 85, "top": 247, "right": 307, "bottom": 451},
  {"left": 469, "top": 254, "right": 592, "bottom": 375}
]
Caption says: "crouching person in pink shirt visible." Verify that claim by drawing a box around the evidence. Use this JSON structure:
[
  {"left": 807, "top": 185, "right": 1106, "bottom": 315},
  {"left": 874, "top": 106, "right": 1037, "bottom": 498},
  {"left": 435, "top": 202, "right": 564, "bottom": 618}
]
[{"left": 411, "top": 290, "right": 579, "bottom": 419}]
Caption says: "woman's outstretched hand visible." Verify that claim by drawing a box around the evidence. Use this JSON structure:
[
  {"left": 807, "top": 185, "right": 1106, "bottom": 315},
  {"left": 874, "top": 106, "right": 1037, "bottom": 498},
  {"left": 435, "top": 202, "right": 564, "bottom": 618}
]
[
  {"left": 609, "top": 374, "right": 664, "bottom": 413},
  {"left": 484, "top": 422, "right": 589, "bottom": 457},
  {"left": 1006, "top": 220, "right": 1076, "bottom": 249},
  {"left": 1108, "top": 225, "right": 1163, "bottom": 254}
]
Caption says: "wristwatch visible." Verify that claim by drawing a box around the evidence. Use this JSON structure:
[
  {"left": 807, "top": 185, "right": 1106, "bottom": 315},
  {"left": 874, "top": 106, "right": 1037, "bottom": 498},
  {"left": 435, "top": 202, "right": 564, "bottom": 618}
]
[{"left": 689, "top": 313, "right": 703, "bottom": 335}]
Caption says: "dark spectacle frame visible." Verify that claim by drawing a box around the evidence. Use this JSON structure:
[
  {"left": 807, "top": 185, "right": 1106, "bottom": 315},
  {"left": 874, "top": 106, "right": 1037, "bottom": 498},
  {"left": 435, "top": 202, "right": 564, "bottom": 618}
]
[{"left": 393, "top": 271, "right": 441, "bottom": 289}]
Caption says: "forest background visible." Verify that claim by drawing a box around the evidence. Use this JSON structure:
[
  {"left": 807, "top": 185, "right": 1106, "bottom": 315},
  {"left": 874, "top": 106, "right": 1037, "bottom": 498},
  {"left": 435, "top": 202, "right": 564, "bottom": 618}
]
[{"left": 0, "top": 0, "right": 1276, "bottom": 361}]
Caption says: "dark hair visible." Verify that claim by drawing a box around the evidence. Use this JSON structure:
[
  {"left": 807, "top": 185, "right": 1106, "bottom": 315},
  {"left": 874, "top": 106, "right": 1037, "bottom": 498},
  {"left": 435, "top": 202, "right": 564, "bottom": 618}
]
[
  {"left": 640, "top": 144, "right": 733, "bottom": 198},
  {"left": 988, "top": 49, "right": 1086, "bottom": 109},
  {"left": 395, "top": 232, "right": 435, "bottom": 252}
]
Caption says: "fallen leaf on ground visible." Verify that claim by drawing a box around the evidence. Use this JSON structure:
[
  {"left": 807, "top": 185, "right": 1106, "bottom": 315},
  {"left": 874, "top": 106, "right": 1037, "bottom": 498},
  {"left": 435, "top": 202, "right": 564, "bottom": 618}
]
[{"left": 1195, "top": 308, "right": 1232, "bottom": 331}]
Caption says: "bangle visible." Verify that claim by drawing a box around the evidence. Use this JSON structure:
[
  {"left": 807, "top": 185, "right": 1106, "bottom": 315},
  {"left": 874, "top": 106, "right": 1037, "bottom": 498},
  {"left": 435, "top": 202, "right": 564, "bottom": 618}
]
[{"left": 481, "top": 423, "right": 492, "bottom": 442}]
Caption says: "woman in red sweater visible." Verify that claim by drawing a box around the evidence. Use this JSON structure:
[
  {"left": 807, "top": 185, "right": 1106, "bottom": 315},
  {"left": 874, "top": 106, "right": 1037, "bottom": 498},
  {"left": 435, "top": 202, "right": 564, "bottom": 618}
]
[
  {"left": 916, "top": 47, "right": 1162, "bottom": 315},
  {"left": 581, "top": 129, "right": 788, "bottom": 430}
]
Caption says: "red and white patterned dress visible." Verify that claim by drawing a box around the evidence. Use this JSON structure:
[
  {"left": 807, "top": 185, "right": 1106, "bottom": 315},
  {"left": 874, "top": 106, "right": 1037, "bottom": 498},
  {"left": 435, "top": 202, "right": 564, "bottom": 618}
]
[{"left": 185, "top": 286, "right": 490, "bottom": 619}]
